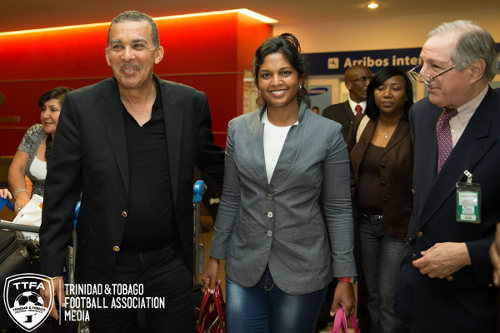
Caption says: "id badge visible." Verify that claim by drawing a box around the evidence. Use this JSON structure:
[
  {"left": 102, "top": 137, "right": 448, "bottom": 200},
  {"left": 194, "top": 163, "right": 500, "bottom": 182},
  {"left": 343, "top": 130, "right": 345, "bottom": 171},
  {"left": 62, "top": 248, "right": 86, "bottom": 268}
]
[{"left": 456, "top": 170, "right": 481, "bottom": 223}]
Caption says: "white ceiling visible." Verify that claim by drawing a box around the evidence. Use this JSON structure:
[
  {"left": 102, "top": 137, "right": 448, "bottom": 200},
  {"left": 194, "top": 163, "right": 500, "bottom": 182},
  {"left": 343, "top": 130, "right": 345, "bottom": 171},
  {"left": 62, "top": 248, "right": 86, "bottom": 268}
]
[{"left": 1, "top": 0, "right": 500, "bottom": 32}]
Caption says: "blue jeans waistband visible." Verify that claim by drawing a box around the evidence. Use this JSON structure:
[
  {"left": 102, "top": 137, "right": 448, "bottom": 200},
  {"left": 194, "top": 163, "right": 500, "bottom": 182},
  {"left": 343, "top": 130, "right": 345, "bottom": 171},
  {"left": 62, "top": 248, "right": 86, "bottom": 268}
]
[{"left": 360, "top": 212, "right": 384, "bottom": 224}]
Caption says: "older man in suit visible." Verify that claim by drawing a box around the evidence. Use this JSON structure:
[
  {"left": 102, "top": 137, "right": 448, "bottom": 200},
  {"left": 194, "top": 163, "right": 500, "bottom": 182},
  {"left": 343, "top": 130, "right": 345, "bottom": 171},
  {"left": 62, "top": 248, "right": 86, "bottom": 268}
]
[
  {"left": 395, "top": 20, "right": 499, "bottom": 332},
  {"left": 323, "top": 65, "right": 372, "bottom": 140},
  {"left": 39, "top": 10, "right": 224, "bottom": 332}
]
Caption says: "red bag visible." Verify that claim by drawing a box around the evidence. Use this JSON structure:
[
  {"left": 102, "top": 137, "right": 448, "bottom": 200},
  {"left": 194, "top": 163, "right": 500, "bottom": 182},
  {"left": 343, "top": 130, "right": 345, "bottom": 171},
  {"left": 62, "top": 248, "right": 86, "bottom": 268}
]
[
  {"left": 196, "top": 281, "right": 226, "bottom": 333},
  {"left": 330, "top": 305, "right": 360, "bottom": 333}
]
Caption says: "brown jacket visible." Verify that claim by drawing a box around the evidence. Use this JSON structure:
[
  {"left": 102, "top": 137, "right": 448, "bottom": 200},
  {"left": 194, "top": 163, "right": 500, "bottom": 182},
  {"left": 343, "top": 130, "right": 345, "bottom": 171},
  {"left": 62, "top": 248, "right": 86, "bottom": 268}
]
[{"left": 346, "top": 114, "right": 413, "bottom": 239}]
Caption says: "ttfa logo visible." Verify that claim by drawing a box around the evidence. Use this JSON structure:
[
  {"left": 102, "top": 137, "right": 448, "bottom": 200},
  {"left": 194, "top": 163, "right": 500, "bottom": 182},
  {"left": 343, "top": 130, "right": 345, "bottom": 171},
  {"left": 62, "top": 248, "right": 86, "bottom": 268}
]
[{"left": 3, "top": 273, "right": 54, "bottom": 332}]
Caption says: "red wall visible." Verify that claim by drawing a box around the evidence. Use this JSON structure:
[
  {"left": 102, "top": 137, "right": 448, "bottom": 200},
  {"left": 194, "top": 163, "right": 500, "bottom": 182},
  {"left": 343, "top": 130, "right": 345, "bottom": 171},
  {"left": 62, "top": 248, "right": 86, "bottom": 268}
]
[{"left": 0, "top": 12, "right": 272, "bottom": 155}]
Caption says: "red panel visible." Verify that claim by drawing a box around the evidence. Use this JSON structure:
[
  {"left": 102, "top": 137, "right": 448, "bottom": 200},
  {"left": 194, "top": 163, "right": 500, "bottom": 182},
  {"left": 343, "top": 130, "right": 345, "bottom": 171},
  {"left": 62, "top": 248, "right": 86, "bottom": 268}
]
[{"left": 0, "top": 12, "right": 272, "bottom": 155}]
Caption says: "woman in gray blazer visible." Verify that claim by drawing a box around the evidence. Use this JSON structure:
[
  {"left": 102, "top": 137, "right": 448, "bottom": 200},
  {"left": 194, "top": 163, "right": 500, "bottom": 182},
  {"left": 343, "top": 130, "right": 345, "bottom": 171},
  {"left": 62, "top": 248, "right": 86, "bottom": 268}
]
[{"left": 202, "top": 33, "right": 356, "bottom": 333}]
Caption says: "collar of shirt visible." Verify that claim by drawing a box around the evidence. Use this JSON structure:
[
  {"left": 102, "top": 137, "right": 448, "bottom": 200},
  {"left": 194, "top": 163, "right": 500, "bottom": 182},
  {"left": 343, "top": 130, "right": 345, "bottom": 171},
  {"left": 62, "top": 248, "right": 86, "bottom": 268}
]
[
  {"left": 261, "top": 110, "right": 299, "bottom": 126},
  {"left": 450, "top": 85, "right": 488, "bottom": 146},
  {"left": 348, "top": 98, "right": 366, "bottom": 116}
]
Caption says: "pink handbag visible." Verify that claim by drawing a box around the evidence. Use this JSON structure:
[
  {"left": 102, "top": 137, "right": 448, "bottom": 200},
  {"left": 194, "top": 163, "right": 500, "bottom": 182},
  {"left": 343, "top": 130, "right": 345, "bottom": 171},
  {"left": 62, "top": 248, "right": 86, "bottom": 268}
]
[{"left": 330, "top": 306, "right": 361, "bottom": 333}]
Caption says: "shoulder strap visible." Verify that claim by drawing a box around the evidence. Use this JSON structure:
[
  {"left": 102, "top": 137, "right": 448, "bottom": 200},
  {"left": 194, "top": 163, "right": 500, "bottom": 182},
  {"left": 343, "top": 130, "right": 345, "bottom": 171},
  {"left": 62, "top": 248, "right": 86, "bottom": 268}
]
[{"left": 356, "top": 115, "right": 370, "bottom": 143}]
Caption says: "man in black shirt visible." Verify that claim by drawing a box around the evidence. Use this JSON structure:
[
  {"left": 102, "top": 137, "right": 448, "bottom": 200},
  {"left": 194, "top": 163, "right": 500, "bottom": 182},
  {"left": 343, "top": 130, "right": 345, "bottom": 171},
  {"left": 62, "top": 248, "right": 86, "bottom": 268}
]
[{"left": 39, "top": 10, "right": 224, "bottom": 332}]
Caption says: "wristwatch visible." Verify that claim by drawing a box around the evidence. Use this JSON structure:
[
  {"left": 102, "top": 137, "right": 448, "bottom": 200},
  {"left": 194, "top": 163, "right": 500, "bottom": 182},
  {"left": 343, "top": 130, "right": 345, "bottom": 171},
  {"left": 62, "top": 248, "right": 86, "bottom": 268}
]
[{"left": 338, "top": 277, "right": 357, "bottom": 285}]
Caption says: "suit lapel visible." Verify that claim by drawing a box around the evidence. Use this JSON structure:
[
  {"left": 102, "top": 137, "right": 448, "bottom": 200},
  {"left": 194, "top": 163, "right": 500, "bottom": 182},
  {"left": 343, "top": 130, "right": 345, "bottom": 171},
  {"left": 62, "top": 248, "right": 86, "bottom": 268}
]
[
  {"left": 159, "top": 79, "right": 183, "bottom": 203},
  {"left": 250, "top": 110, "right": 269, "bottom": 187},
  {"left": 343, "top": 100, "right": 355, "bottom": 124},
  {"left": 269, "top": 103, "right": 306, "bottom": 188},
  {"left": 382, "top": 119, "right": 410, "bottom": 156},
  {"left": 418, "top": 88, "right": 498, "bottom": 228},
  {"left": 99, "top": 80, "right": 130, "bottom": 195}
]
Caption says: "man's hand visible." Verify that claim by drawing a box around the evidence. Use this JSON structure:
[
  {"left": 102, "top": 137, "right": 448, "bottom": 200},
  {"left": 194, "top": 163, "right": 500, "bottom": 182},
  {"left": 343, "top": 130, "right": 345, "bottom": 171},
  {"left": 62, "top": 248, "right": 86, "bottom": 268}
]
[
  {"left": 412, "top": 242, "right": 471, "bottom": 278},
  {"left": 41, "top": 276, "right": 65, "bottom": 320},
  {"left": 489, "top": 223, "right": 500, "bottom": 286},
  {"left": 330, "top": 281, "right": 355, "bottom": 317}
]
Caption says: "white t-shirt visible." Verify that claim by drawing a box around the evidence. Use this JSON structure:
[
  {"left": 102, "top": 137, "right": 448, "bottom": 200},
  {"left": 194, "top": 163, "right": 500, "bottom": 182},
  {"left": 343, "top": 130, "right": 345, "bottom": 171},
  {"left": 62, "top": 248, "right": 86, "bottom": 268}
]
[{"left": 262, "top": 111, "right": 297, "bottom": 183}]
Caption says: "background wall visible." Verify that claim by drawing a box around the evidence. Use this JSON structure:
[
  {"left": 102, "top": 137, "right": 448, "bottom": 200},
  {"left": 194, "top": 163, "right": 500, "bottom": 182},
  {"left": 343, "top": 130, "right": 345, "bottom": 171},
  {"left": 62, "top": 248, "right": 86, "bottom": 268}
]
[
  {"left": 0, "top": 12, "right": 272, "bottom": 156},
  {"left": 274, "top": 9, "right": 500, "bottom": 52},
  {"left": 274, "top": 9, "right": 500, "bottom": 108}
]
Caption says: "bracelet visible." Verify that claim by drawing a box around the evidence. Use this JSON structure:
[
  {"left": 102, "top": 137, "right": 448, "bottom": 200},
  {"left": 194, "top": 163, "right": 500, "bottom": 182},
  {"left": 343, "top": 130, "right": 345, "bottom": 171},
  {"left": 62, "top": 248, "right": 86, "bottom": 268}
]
[
  {"left": 338, "top": 277, "right": 357, "bottom": 285},
  {"left": 13, "top": 188, "right": 28, "bottom": 199}
]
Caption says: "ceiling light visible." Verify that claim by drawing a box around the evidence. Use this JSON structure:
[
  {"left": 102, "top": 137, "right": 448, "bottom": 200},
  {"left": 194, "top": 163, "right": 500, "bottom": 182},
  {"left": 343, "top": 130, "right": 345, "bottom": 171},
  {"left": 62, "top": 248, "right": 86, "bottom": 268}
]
[
  {"left": 0, "top": 8, "right": 277, "bottom": 36},
  {"left": 368, "top": 2, "right": 379, "bottom": 9}
]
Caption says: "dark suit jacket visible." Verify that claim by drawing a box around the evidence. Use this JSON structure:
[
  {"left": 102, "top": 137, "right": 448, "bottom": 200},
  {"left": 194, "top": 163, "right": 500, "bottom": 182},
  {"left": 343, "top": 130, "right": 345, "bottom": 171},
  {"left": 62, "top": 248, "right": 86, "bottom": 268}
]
[
  {"left": 395, "top": 87, "right": 499, "bottom": 332},
  {"left": 346, "top": 115, "right": 413, "bottom": 239},
  {"left": 323, "top": 101, "right": 354, "bottom": 140},
  {"left": 40, "top": 75, "right": 225, "bottom": 283}
]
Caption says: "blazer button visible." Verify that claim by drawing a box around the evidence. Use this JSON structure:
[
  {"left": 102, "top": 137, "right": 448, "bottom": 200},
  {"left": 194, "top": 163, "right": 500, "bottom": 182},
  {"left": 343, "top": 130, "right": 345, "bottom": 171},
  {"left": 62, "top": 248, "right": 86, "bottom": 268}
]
[
  {"left": 411, "top": 253, "right": 417, "bottom": 259},
  {"left": 267, "top": 212, "right": 273, "bottom": 218},
  {"left": 267, "top": 194, "right": 273, "bottom": 200},
  {"left": 411, "top": 188, "right": 416, "bottom": 195},
  {"left": 267, "top": 230, "right": 272, "bottom": 237},
  {"left": 416, "top": 231, "right": 423, "bottom": 238},
  {"left": 113, "top": 246, "right": 120, "bottom": 252},
  {"left": 446, "top": 275, "right": 454, "bottom": 282},
  {"left": 121, "top": 211, "right": 128, "bottom": 218}
]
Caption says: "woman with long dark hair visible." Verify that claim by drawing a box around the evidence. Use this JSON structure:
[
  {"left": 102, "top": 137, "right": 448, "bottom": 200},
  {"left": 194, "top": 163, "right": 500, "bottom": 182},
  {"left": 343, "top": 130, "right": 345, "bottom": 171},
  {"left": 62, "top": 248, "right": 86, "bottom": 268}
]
[
  {"left": 202, "top": 33, "right": 356, "bottom": 332},
  {"left": 347, "top": 67, "right": 413, "bottom": 333}
]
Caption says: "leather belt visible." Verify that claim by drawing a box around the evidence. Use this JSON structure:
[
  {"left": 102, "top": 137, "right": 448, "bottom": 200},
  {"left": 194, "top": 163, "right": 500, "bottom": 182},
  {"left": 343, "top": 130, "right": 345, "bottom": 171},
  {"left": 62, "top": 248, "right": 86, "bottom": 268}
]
[{"left": 360, "top": 212, "right": 384, "bottom": 223}]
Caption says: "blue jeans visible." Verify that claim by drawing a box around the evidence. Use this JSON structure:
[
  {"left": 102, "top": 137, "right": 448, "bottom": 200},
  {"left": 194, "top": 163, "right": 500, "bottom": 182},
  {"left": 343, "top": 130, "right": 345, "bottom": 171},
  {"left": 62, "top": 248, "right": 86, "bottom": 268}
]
[
  {"left": 359, "top": 214, "right": 410, "bottom": 333},
  {"left": 225, "top": 267, "right": 327, "bottom": 333}
]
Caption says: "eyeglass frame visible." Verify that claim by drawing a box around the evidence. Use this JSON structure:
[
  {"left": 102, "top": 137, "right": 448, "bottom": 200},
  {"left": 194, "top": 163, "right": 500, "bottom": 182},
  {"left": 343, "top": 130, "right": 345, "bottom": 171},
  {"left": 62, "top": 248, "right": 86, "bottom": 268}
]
[
  {"left": 348, "top": 76, "right": 373, "bottom": 84},
  {"left": 408, "top": 64, "right": 456, "bottom": 86}
]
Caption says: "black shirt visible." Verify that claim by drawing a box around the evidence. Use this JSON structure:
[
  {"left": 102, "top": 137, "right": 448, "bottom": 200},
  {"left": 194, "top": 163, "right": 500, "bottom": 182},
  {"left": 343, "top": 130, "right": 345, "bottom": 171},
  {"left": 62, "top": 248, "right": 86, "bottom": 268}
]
[
  {"left": 358, "top": 143, "right": 384, "bottom": 215},
  {"left": 120, "top": 81, "right": 177, "bottom": 250}
]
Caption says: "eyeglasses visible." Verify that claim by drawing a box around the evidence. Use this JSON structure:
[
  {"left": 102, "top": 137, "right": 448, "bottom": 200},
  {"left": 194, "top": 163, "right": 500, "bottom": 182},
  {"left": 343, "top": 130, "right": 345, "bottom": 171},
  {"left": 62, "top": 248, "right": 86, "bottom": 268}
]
[
  {"left": 408, "top": 64, "right": 456, "bottom": 86},
  {"left": 349, "top": 76, "right": 373, "bottom": 84}
]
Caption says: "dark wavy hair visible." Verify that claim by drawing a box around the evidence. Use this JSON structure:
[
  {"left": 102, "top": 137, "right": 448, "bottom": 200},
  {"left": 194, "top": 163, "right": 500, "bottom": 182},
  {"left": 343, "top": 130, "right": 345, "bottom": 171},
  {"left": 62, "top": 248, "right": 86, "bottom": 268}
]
[
  {"left": 38, "top": 87, "right": 73, "bottom": 108},
  {"left": 365, "top": 67, "right": 413, "bottom": 120},
  {"left": 253, "top": 33, "right": 310, "bottom": 107}
]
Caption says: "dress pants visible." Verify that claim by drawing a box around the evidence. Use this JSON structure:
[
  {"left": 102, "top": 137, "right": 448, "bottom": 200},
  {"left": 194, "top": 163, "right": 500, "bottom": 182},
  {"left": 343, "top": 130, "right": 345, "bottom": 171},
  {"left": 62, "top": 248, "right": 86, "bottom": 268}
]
[{"left": 88, "top": 241, "right": 194, "bottom": 333}]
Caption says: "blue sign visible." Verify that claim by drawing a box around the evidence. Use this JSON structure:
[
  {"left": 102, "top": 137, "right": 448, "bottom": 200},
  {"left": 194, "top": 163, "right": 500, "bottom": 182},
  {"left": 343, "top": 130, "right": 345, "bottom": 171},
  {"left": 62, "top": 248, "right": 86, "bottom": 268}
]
[{"left": 304, "top": 43, "right": 500, "bottom": 75}]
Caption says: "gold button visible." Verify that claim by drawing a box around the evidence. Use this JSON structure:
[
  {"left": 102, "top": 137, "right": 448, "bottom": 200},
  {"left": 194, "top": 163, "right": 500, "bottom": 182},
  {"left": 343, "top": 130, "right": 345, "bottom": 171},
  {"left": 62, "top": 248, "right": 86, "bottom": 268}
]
[
  {"left": 113, "top": 246, "right": 120, "bottom": 252},
  {"left": 411, "top": 188, "right": 416, "bottom": 195},
  {"left": 487, "top": 283, "right": 493, "bottom": 287},
  {"left": 416, "top": 231, "right": 423, "bottom": 238},
  {"left": 411, "top": 253, "right": 417, "bottom": 259},
  {"left": 446, "top": 275, "right": 454, "bottom": 282},
  {"left": 121, "top": 211, "right": 128, "bottom": 218}
]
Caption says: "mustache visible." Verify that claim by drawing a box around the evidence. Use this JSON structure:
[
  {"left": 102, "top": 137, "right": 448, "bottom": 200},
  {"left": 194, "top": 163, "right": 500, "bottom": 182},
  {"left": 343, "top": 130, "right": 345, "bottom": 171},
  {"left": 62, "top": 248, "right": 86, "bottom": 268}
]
[{"left": 119, "top": 63, "right": 141, "bottom": 71}]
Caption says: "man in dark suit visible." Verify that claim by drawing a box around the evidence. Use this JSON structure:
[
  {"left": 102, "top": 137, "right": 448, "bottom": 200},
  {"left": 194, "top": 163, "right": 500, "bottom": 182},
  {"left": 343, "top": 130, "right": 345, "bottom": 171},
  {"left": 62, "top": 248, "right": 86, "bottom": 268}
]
[
  {"left": 322, "top": 65, "right": 372, "bottom": 140},
  {"left": 395, "top": 20, "right": 499, "bottom": 332},
  {"left": 39, "top": 10, "right": 224, "bottom": 332}
]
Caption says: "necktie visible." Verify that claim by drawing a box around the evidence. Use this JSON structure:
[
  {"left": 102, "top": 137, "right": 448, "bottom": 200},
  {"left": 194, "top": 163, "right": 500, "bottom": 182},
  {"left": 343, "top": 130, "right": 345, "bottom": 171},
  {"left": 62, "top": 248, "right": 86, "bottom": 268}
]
[
  {"left": 355, "top": 104, "right": 362, "bottom": 115},
  {"left": 436, "top": 108, "right": 458, "bottom": 173}
]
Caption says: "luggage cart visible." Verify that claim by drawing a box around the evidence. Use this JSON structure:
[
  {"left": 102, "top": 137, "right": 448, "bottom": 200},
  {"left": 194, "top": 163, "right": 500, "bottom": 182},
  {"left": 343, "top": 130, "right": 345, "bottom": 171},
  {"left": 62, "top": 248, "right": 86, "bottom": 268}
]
[
  {"left": 193, "top": 180, "right": 207, "bottom": 323},
  {"left": 0, "top": 197, "right": 42, "bottom": 332},
  {"left": 0, "top": 197, "right": 82, "bottom": 332}
]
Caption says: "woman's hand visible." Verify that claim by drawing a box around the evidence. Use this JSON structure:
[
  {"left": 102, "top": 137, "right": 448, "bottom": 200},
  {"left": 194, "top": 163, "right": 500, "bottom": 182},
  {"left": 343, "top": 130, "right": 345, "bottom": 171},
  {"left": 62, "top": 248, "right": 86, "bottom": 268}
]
[
  {"left": 330, "top": 281, "right": 355, "bottom": 317},
  {"left": 201, "top": 257, "right": 220, "bottom": 293},
  {"left": 0, "top": 189, "right": 12, "bottom": 200},
  {"left": 14, "top": 191, "right": 30, "bottom": 214},
  {"left": 8, "top": 149, "right": 30, "bottom": 214}
]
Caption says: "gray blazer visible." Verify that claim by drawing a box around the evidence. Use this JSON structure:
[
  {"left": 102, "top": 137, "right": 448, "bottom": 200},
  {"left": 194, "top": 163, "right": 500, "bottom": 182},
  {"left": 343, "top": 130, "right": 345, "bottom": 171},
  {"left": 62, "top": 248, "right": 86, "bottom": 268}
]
[{"left": 209, "top": 102, "right": 356, "bottom": 295}]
